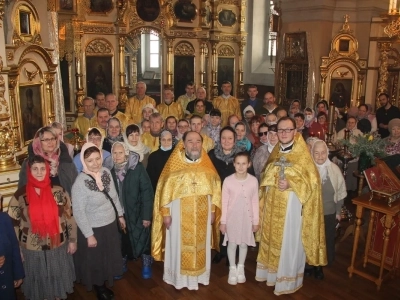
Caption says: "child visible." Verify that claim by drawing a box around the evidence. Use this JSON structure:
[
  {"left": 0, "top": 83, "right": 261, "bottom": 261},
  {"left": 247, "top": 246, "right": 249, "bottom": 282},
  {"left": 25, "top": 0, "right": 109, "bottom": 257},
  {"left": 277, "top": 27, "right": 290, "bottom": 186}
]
[{"left": 220, "top": 152, "right": 259, "bottom": 285}]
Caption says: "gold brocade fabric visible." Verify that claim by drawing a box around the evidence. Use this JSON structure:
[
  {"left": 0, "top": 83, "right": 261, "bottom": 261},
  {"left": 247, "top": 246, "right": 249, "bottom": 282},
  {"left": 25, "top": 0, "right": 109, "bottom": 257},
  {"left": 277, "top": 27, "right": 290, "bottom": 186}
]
[
  {"left": 181, "top": 195, "right": 208, "bottom": 276},
  {"left": 212, "top": 96, "right": 242, "bottom": 127},
  {"left": 141, "top": 132, "right": 160, "bottom": 153},
  {"left": 257, "top": 133, "right": 327, "bottom": 269},
  {"left": 201, "top": 133, "right": 215, "bottom": 152},
  {"left": 177, "top": 94, "right": 196, "bottom": 111},
  {"left": 73, "top": 116, "right": 97, "bottom": 136},
  {"left": 157, "top": 102, "right": 184, "bottom": 121},
  {"left": 151, "top": 142, "right": 222, "bottom": 269},
  {"left": 125, "top": 95, "right": 156, "bottom": 125}
]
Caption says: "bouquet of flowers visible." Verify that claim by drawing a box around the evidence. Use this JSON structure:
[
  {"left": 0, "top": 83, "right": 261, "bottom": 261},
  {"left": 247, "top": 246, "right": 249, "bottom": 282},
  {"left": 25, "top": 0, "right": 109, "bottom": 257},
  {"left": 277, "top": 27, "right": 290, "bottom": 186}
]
[{"left": 339, "top": 132, "right": 387, "bottom": 164}]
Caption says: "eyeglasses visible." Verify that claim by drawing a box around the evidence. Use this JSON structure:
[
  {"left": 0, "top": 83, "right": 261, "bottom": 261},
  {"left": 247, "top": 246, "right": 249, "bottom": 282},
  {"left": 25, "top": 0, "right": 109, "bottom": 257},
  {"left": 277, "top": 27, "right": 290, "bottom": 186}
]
[
  {"left": 277, "top": 128, "right": 295, "bottom": 134},
  {"left": 258, "top": 131, "right": 268, "bottom": 137},
  {"left": 40, "top": 137, "right": 56, "bottom": 143}
]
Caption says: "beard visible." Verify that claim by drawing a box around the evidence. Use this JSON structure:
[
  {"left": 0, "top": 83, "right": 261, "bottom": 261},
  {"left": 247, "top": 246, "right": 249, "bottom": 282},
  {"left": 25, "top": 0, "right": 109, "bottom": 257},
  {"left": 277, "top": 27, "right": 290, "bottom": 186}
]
[{"left": 186, "top": 149, "right": 201, "bottom": 161}]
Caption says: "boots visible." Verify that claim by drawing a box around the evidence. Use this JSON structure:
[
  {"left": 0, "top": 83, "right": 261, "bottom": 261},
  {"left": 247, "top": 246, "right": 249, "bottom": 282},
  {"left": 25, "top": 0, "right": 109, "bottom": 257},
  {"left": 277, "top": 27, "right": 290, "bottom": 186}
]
[
  {"left": 314, "top": 266, "right": 324, "bottom": 280},
  {"left": 228, "top": 265, "right": 238, "bottom": 285},
  {"left": 141, "top": 254, "right": 154, "bottom": 279},
  {"left": 93, "top": 284, "right": 114, "bottom": 300},
  {"left": 237, "top": 264, "right": 246, "bottom": 283}
]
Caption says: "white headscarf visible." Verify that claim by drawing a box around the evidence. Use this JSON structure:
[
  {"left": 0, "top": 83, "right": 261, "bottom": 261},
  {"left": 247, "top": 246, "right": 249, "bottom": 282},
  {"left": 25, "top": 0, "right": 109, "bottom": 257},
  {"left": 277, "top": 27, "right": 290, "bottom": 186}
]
[
  {"left": 123, "top": 127, "right": 150, "bottom": 162},
  {"left": 311, "top": 140, "right": 331, "bottom": 184}
]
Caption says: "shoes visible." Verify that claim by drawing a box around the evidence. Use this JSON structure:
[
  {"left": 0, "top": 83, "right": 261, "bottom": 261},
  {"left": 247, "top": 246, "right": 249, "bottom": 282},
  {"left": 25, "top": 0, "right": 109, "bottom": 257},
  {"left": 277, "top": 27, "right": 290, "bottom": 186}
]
[
  {"left": 113, "top": 274, "right": 123, "bottom": 280},
  {"left": 122, "top": 255, "right": 128, "bottom": 273},
  {"left": 94, "top": 284, "right": 114, "bottom": 300},
  {"left": 212, "top": 253, "right": 226, "bottom": 264},
  {"left": 304, "top": 268, "right": 313, "bottom": 277},
  {"left": 142, "top": 254, "right": 154, "bottom": 279},
  {"left": 237, "top": 264, "right": 246, "bottom": 283},
  {"left": 314, "top": 266, "right": 324, "bottom": 280},
  {"left": 228, "top": 266, "right": 238, "bottom": 285}
]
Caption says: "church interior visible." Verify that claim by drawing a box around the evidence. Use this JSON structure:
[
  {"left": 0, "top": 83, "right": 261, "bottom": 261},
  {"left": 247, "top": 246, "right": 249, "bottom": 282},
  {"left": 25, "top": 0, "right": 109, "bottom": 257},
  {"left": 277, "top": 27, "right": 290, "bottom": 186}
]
[{"left": 1, "top": 0, "right": 400, "bottom": 299}]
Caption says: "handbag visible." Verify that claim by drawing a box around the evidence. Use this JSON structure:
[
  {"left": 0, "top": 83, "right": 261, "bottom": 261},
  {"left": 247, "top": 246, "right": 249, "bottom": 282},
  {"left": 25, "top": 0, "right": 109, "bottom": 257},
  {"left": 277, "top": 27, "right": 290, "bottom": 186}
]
[{"left": 86, "top": 174, "right": 125, "bottom": 234}]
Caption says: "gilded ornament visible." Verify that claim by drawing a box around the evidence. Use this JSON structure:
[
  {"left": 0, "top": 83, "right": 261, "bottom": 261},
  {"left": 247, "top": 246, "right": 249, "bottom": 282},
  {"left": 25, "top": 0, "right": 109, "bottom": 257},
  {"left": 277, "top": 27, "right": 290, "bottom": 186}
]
[
  {"left": 0, "top": 0, "right": 4, "bottom": 24},
  {"left": 219, "top": 0, "right": 240, "bottom": 5},
  {"left": 218, "top": 45, "right": 235, "bottom": 56},
  {"left": 82, "top": 25, "right": 115, "bottom": 34},
  {"left": 170, "top": 31, "right": 197, "bottom": 38},
  {"left": 24, "top": 67, "right": 40, "bottom": 82},
  {"left": 174, "top": 42, "right": 195, "bottom": 56},
  {"left": 12, "top": 31, "right": 26, "bottom": 47},
  {"left": 86, "top": 39, "right": 113, "bottom": 54}
]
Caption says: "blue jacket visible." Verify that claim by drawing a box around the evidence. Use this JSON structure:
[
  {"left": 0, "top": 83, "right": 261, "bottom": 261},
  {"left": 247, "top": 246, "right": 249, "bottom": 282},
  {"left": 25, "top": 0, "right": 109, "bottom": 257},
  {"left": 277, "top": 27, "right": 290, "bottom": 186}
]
[{"left": 0, "top": 212, "right": 25, "bottom": 300}]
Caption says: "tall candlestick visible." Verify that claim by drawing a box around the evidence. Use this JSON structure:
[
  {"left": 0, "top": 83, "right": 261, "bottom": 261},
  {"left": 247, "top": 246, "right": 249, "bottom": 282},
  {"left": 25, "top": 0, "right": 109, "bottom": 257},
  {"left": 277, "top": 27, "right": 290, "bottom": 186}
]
[{"left": 327, "top": 102, "right": 335, "bottom": 134}]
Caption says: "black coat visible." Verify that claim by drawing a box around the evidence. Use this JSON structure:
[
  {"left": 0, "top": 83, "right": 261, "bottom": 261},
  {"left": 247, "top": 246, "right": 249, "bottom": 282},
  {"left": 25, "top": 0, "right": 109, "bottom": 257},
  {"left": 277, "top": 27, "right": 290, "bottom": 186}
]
[
  {"left": 0, "top": 213, "right": 25, "bottom": 300},
  {"left": 19, "top": 142, "right": 78, "bottom": 196},
  {"left": 111, "top": 163, "right": 154, "bottom": 258},
  {"left": 240, "top": 98, "right": 264, "bottom": 116},
  {"left": 146, "top": 148, "right": 174, "bottom": 192},
  {"left": 208, "top": 149, "right": 255, "bottom": 184}
]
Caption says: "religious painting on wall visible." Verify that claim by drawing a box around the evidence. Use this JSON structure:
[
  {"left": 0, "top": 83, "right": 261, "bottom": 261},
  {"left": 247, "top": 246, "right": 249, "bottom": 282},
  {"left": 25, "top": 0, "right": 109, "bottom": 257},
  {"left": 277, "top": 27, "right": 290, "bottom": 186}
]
[
  {"left": 58, "top": 0, "right": 75, "bottom": 13},
  {"left": 174, "top": 56, "right": 194, "bottom": 100},
  {"left": 217, "top": 58, "right": 234, "bottom": 93},
  {"left": 218, "top": 9, "right": 236, "bottom": 27},
  {"left": 174, "top": 0, "right": 197, "bottom": 22},
  {"left": 19, "top": 84, "right": 43, "bottom": 144},
  {"left": 136, "top": 0, "right": 160, "bottom": 22},
  {"left": 90, "top": 0, "right": 113, "bottom": 13},
  {"left": 60, "top": 60, "right": 71, "bottom": 112},
  {"left": 86, "top": 56, "right": 113, "bottom": 99},
  {"left": 19, "top": 11, "right": 31, "bottom": 35},
  {"left": 329, "top": 79, "right": 352, "bottom": 109}
]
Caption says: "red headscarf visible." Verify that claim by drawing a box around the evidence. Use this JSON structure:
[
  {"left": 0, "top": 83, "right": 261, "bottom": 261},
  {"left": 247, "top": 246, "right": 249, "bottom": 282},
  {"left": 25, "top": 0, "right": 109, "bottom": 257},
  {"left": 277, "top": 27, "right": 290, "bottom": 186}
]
[{"left": 26, "top": 160, "right": 60, "bottom": 246}]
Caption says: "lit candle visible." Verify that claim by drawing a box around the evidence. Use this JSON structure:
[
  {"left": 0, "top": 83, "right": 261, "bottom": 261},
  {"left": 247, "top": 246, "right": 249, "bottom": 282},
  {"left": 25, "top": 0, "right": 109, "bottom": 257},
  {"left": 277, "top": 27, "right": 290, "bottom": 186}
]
[{"left": 318, "top": 131, "right": 320, "bottom": 138}]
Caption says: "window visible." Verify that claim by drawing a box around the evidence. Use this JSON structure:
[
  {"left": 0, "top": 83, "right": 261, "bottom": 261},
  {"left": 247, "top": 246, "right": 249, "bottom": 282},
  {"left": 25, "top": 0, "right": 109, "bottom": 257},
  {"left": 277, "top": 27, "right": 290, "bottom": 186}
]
[{"left": 149, "top": 34, "right": 159, "bottom": 68}]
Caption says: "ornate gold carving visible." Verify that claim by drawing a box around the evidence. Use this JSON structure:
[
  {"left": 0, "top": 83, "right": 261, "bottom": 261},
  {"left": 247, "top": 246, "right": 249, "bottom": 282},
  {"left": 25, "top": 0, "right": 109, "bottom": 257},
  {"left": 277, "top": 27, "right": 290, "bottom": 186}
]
[
  {"left": 47, "top": 0, "right": 56, "bottom": 12},
  {"left": 0, "top": 0, "right": 5, "bottom": 24},
  {"left": 44, "top": 72, "right": 56, "bottom": 123},
  {"left": 174, "top": 42, "right": 195, "bottom": 56},
  {"left": 7, "top": 51, "right": 13, "bottom": 61},
  {"left": 170, "top": 31, "right": 197, "bottom": 38},
  {"left": 219, "top": 0, "right": 240, "bottom": 5},
  {"left": 86, "top": 39, "right": 113, "bottom": 54},
  {"left": 18, "top": 46, "right": 57, "bottom": 69},
  {"left": 340, "top": 14, "right": 352, "bottom": 33},
  {"left": 218, "top": 44, "right": 235, "bottom": 56},
  {"left": 31, "top": 34, "right": 42, "bottom": 45},
  {"left": 82, "top": 23, "right": 115, "bottom": 34},
  {"left": 376, "top": 42, "right": 392, "bottom": 106},
  {"left": 117, "top": 0, "right": 128, "bottom": 25},
  {"left": 24, "top": 67, "right": 40, "bottom": 82},
  {"left": 129, "top": 11, "right": 145, "bottom": 28},
  {"left": 12, "top": 32, "right": 26, "bottom": 47}
]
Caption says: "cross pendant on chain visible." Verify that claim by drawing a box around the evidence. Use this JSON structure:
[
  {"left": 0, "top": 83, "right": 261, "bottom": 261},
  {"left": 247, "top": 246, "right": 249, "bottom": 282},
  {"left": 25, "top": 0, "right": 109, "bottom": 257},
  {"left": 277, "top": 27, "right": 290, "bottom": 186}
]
[{"left": 191, "top": 178, "right": 198, "bottom": 193}]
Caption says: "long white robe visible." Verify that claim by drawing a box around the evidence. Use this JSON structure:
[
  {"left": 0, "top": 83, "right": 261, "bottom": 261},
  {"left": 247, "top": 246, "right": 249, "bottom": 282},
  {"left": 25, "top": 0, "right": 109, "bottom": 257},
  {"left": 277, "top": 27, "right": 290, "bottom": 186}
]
[
  {"left": 163, "top": 196, "right": 212, "bottom": 290},
  {"left": 256, "top": 191, "right": 305, "bottom": 296}
]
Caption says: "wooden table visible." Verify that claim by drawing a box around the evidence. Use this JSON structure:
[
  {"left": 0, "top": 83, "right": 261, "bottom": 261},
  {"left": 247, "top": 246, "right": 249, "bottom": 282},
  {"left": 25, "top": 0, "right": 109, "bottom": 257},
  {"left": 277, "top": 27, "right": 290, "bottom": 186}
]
[{"left": 348, "top": 193, "right": 400, "bottom": 290}]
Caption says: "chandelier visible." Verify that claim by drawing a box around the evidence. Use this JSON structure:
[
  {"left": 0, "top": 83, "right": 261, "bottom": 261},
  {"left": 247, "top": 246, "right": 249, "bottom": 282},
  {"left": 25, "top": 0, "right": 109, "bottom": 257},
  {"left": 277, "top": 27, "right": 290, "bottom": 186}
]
[{"left": 384, "top": 0, "right": 400, "bottom": 38}]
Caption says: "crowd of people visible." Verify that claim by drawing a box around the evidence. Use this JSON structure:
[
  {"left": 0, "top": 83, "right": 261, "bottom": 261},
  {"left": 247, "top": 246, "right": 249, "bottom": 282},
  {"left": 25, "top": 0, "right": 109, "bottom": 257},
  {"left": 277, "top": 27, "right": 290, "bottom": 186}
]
[{"left": 1, "top": 81, "right": 400, "bottom": 299}]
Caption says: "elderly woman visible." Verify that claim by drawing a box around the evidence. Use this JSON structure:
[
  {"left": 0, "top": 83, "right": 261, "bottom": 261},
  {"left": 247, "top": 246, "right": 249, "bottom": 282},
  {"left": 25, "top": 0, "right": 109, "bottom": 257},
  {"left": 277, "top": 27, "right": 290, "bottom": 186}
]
[
  {"left": 73, "top": 127, "right": 111, "bottom": 172},
  {"left": 208, "top": 126, "right": 255, "bottom": 265},
  {"left": 72, "top": 143, "right": 126, "bottom": 299},
  {"left": 147, "top": 130, "right": 176, "bottom": 192},
  {"left": 235, "top": 122, "right": 253, "bottom": 152},
  {"left": 19, "top": 126, "right": 78, "bottom": 197},
  {"left": 8, "top": 155, "right": 76, "bottom": 300},
  {"left": 253, "top": 123, "right": 278, "bottom": 181},
  {"left": 103, "top": 117, "right": 124, "bottom": 152},
  {"left": 106, "top": 142, "right": 154, "bottom": 279},
  {"left": 311, "top": 140, "right": 346, "bottom": 273},
  {"left": 385, "top": 118, "right": 400, "bottom": 155},
  {"left": 124, "top": 124, "right": 151, "bottom": 168},
  {"left": 304, "top": 107, "right": 316, "bottom": 128}
]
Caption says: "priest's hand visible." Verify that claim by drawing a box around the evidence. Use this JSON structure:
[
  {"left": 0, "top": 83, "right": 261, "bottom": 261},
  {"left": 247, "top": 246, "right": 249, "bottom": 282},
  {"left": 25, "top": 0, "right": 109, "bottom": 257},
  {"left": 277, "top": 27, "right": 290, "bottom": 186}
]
[
  {"left": 278, "top": 179, "right": 290, "bottom": 191},
  {"left": 211, "top": 212, "right": 215, "bottom": 224},
  {"left": 220, "top": 224, "right": 226, "bottom": 234},
  {"left": 143, "top": 220, "right": 151, "bottom": 228},
  {"left": 87, "top": 235, "right": 97, "bottom": 247},
  {"left": 163, "top": 216, "right": 172, "bottom": 229},
  {"left": 252, "top": 225, "right": 259, "bottom": 233}
]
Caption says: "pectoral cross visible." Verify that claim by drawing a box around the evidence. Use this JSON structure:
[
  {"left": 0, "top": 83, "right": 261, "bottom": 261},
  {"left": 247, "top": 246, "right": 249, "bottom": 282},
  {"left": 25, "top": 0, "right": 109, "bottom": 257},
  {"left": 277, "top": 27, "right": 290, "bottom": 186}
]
[
  {"left": 191, "top": 178, "right": 198, "bottom": 193},
  {"left": 274, "top": 156, "right": 292, "bottom": 180}
]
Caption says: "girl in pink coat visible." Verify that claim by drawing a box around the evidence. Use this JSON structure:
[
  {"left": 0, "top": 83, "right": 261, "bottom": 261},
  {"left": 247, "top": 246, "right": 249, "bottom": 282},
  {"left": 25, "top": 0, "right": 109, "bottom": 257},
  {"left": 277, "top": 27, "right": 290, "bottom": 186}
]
[{"left": 220, "top": 152, "right": 259, "bottom": 285}]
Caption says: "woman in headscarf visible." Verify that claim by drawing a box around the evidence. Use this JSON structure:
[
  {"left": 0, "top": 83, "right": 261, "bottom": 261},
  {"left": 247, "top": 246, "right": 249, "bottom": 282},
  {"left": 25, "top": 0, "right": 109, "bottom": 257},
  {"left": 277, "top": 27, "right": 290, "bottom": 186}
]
[
  {"left": 311, "top": 140, "right": 346, "bottom": 272},
  {"left": 304, "top": 107, "right": 316, "bottom": 128},
  {"left": 73, "top": 127, "right": 111, "bottom": 173},
  {"left": 208, "top": 126, "right": 255, "bottom": 265},
  {"left": 234, "top": 121, "right": 253, "bottom": 152},
  {"left": 72, "top": 143, "right": 126, "bottom": 299},
  {"left": 124, "top": 124, "right": 151, "bottom": 168},
  {"left": 102, "top": 117, "right": 124, "bottom": 152},
  {"left": 385, "top": 118, "right": 400, "bottom": 155},
  {"left": 8, "top": 155, "right": 76, "bottom": 300},
  {"left": 106, "top": 142, "right": 154, "bottom": 279},
  {"left": 252, "top": 123, "right": 278, "bottom": 181},
  {"left": 146, "top": 130, "right": 176, "bottom": 192},
  {"left": 18, "top": 126, "right": 78, "bottom": 197},
  {"left": 309, "top": 111, "right": 328, "bottom": 140},
  {"left": 247, "top": 115, "right": 264, "bottom": 150}
]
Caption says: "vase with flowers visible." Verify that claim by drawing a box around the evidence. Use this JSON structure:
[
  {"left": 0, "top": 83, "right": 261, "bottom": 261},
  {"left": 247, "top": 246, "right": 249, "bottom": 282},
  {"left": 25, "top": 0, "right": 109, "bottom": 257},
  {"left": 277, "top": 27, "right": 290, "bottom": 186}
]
[{"left": 339, "top": 132, "right": 387, "bottom": 171}]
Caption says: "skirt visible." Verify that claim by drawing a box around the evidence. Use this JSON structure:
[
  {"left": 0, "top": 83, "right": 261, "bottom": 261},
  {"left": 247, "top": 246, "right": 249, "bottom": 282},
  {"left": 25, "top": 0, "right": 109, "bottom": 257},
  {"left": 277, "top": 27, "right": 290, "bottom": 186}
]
[
  {"left": 21, "top": 242, "right": 75, "bottom": 300},
  {"left": 74, "top": 220, "right": 122, "bottom": 291}
]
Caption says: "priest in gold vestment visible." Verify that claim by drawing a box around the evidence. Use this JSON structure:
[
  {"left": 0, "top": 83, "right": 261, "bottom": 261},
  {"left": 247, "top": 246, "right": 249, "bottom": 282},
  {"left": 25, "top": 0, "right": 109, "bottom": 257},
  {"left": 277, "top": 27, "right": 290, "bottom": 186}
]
[
  {"left": 151, "top": 131, "right": 221, "bottom": 290},
  {"left": 256, "top": 117, "right": 327, "bottom": 296}
]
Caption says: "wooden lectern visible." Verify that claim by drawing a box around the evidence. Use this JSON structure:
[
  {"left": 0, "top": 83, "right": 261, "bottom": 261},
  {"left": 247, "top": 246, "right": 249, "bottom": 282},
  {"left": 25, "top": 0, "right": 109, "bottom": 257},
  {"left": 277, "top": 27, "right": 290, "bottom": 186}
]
[{"left": 348, "top": 155, "right": 400, "bottom": 290}]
